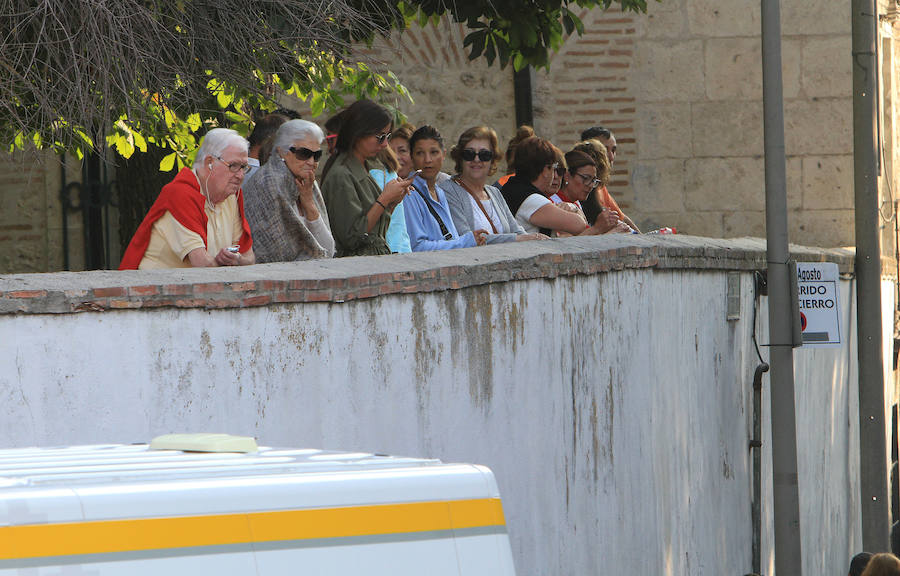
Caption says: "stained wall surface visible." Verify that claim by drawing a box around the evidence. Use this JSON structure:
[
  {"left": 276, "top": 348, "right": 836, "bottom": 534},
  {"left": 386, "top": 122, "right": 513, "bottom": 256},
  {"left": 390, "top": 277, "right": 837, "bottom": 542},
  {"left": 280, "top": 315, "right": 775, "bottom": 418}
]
[{"left": 0, "top": 237, "right": 867, "bottom": 576}]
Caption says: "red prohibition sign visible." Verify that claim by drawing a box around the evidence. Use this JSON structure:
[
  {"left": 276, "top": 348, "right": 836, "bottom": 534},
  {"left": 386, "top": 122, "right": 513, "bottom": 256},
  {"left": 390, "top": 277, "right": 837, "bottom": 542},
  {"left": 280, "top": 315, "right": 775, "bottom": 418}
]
[{"left": 800, "top": 311, "right": 807, "bottom": 331}]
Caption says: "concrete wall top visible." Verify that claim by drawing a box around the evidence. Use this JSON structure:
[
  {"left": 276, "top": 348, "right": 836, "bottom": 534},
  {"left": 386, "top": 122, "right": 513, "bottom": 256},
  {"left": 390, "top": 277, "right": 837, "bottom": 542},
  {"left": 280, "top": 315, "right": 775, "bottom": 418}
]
[{"left": 0, "top": 235, "right": 854, "bottom": 315}]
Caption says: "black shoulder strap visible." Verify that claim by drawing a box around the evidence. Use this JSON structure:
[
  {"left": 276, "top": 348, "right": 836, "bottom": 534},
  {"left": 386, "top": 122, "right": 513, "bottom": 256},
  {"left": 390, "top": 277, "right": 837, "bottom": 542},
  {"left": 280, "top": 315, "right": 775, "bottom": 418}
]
[{"left": 415, "top": 186, "right": 452, "bottom": 240}]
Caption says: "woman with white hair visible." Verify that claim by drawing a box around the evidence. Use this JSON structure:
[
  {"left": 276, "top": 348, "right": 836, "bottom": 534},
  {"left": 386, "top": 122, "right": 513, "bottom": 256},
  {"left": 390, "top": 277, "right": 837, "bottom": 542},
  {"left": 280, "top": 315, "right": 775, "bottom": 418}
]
[
  {"left": 119, "top": 128, "right": 256, "bottom": 269},
  {"left": 243, "top": 119, "right": 335, "bottom": 262}
]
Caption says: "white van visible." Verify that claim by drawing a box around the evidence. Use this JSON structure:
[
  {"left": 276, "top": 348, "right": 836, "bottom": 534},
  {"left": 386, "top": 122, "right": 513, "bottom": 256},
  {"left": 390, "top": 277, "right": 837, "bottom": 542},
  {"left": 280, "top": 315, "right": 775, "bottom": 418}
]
[{"left": 0, "top": 435, "right": 516, "bottom": 575}]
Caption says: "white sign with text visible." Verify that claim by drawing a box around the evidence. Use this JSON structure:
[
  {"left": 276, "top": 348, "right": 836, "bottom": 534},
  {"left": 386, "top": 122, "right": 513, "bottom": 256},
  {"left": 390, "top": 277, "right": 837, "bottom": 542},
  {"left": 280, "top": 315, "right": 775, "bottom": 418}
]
[{"left": 796, "top": 262, "right": 841, "bottom": 347}]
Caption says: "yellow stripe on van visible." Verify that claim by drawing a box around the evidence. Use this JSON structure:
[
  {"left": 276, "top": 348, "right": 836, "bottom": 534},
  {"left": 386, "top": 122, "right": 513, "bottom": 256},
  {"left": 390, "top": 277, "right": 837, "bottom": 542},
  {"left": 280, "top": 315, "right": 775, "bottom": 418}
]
[{"left": 0, "top": 498, "right": 505, "bottom": 561}]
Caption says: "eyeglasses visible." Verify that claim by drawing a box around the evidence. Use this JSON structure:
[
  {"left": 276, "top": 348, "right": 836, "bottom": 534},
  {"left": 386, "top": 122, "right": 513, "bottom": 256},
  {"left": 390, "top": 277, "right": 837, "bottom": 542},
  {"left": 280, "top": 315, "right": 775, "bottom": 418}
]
[
  {"left": 461, "top": 148, "right": 493, "bottom": 162},
  {"left": 574, "top": 172, "right": 601, "bottom": 189},
  {"left": 289, "top": 146, "right": 323, "bottom": 162},
  {"left": 213, "top": 155, "right": 251, "bottom": 174},
  {"left": 549, "top": 162, "right": 566, "bottom": 176},
  {"left": 374, "top": 132, "right": 392, "bottom": 143}
]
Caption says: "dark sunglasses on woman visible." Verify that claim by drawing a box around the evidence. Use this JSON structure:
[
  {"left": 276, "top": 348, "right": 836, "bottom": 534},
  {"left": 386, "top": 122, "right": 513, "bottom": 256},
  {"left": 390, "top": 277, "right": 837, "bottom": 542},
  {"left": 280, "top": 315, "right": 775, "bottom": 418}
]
[
  {"left": 461, "top": 149, "right": 493, "bottom": 162},
  {"left": 289, "top": 146, "right": 323, "bottom": 162}
]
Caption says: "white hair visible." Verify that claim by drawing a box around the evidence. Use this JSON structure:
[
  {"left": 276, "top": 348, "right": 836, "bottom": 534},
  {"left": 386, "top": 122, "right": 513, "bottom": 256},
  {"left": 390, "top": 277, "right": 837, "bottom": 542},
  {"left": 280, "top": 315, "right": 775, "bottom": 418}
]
[
  {"left": 272, "top": 119, "right": 325, "bottom": 156},
  {"left": 194, "top": 128, "right": 249, "bottom": 166}
]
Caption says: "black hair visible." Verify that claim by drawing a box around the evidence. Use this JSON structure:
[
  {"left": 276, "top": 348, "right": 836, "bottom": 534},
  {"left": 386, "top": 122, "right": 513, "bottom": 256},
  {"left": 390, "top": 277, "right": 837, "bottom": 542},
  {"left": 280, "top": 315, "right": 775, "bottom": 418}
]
[
  {"left": 580, "top": 126, "right": 612, "bottom": 142},
  {"left": 408, "top": 125, "right": 443, "bottom": 153},
  {"left": 248, "top": 113, "right": 289, "bottom": 148}
]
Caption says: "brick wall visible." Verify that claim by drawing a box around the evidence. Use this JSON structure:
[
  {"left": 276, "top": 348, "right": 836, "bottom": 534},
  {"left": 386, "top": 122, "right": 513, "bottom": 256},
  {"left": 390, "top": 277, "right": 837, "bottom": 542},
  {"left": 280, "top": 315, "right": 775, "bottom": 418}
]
[
  {"left": 533, "top": 5, "right": 637, "bottom": 223},
  {"left": 0, "top": 235, "right": 852, "bottom": 315}
]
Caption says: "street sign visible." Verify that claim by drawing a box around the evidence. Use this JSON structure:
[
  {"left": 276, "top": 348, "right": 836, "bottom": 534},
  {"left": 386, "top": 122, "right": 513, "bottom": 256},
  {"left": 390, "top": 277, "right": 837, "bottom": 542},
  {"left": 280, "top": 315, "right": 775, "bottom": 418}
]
[{"left": 796, "top": 262, "right": 841, "bottom": 347}]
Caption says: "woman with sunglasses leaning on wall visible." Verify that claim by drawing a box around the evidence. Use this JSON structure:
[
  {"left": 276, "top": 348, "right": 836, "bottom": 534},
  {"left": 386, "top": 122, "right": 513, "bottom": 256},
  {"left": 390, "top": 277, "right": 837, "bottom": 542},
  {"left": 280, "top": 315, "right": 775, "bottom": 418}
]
[
  {"left": 242, "top": 119, "right": 335, "bottom": 262},
  {"left": 441, "top": 126, "right": 547, "bottom": 244},
  {"left": 501, "top": 137, "right": 609, "bottom": 237},
  {"left": 320, "top": 99, "right": 414, "bottom": 257}
]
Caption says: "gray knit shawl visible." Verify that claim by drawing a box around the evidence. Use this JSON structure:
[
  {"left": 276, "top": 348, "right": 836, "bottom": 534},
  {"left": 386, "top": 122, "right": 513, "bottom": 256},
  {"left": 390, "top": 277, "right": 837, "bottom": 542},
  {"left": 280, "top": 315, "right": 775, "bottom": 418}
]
[{"left": 243, "top": 158, "right": 332, "bottom": 262}]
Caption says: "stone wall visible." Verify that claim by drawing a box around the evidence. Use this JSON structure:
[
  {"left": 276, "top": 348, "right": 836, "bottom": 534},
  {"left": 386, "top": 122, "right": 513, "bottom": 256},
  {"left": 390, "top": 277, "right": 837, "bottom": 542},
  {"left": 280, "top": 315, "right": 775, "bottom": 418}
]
[
  {"left": 0, "top": 236, "right": 872, "bottom": 576},
  {"left": 0, "top": 150, "right": 82, "bottom": 274},
  {"left": 628, "top": 0, "right": 855, "bottom": 244}
]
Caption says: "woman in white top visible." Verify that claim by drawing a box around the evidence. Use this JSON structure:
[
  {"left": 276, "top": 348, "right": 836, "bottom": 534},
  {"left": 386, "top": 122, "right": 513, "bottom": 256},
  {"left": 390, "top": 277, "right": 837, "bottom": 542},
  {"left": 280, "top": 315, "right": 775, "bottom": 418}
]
[
  {"left": 441, "top": 125, "right": 546, "bottom": 244},
  {"left": 500, "top": 136, "right": 611, "bottom": 237}
]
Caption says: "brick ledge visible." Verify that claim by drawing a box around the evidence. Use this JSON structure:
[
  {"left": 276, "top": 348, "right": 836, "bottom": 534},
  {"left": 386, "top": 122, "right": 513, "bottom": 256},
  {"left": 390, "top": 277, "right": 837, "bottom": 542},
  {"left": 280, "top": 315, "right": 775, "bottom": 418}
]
[{"left": 0, "top": 236, "right": 855, "bottom": 315}]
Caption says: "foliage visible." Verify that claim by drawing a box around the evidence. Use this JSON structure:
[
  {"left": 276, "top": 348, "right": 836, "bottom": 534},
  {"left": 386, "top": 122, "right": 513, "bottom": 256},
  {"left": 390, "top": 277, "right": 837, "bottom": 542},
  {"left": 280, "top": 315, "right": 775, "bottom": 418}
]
[
  {"left": 403, "top": 0, "right": 650, "bottom": 70},
  {"left": 1, "top": 0, "right": 651, "bottom": 170}
]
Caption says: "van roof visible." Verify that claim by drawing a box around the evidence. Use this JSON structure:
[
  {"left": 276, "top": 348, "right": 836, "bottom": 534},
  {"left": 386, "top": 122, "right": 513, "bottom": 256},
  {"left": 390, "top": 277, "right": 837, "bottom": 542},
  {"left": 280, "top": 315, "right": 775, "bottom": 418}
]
[
  {"left": 0, "top": 443, "right": 443, "bottom": 487},
  {"left": 0, "top": 443, "right": 502, "bottom": 527}
]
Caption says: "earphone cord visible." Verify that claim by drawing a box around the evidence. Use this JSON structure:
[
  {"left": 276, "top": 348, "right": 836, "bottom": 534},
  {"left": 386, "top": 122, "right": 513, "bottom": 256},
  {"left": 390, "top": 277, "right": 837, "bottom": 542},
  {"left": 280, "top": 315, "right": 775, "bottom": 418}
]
[{"left": 201, "top": 169, "right": 217, "bottom": 212}]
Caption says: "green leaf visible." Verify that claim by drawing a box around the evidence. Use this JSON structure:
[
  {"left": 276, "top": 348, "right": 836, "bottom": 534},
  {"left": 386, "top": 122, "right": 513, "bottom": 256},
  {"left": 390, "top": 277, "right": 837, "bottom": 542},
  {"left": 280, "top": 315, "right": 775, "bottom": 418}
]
[
  {"left": 512, "top": 53, "right": 527, "bottom": 72},
  {"left": 310, "top": 92, "right": 326, "bottom": 117},
  {"left": 186, "top": 113, "right": 202, "bottom": 131},
  {"left": 132, "top": 129, "right": 147, "bottom": 153},
  {"left": 163, "top": 107, "right": 176, "bottom": 129},
  {"left": 484, "top": 34, "right": 497, "bottom": 65},
  {"left": 159, "top": 152, "right": 177, "bottom": 172},
  {"left": 216, "top": 87, "right": 233, "bottom": 108},
  {"left": 464, "top": 30, "right": 486, "bottom": 60},
  {"left": 113, "top": 133, "right": 135, "bottom": 159},
  {"left": 563, "top": 10, "right": 576, "bottom": 35},
  {"left": 224, "top": 111, "right": 245, "bottom": 123}
]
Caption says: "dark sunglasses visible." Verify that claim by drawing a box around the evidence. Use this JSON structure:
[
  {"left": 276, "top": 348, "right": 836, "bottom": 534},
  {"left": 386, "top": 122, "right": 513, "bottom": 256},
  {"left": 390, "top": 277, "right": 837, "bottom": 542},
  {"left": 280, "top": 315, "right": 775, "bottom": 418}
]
[
  {"left": 461, "top": 148, "right": 493, "bottom": 162},
  {"left": 289, "top": 146, "right": 323, "bottom": 162},
  {"left": 374, "top": 132, "right": 392, "bottom": 143},
  {"left": 549, "top": 162, "right": 566, "bottom": 176}
]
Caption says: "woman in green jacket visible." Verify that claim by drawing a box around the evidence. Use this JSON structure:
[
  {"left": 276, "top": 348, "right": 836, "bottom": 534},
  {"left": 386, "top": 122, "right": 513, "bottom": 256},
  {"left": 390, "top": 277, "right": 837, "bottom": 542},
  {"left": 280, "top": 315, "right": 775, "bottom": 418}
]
[{"left": 320, "top": 100, "right": 413, "bottom": 257}]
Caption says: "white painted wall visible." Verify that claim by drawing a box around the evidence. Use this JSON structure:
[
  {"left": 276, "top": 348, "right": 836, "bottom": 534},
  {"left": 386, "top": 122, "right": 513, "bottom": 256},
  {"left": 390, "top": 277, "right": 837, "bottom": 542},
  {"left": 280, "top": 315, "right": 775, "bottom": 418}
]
[{"left": 0, "top": 268, "right": 870, "bottom": 575}]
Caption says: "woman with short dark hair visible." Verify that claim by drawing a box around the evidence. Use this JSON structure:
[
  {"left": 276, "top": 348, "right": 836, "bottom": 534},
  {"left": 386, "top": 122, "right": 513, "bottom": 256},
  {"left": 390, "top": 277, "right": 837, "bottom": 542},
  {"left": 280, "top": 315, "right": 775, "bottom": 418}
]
[
  {"left": 501, "top": 137, "right": 608, "bottom": 237},
  {"left": 320, "top": 99, "right": 413, "bottom": 257},
  {"left": 404, "top": 125, "right": 487, "bottom": 251}
]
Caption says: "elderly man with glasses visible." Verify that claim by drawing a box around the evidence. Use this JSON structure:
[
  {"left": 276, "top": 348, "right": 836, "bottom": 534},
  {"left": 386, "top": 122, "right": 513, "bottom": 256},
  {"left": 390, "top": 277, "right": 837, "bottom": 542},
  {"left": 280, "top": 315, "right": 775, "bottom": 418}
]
[{"left": 119, "top": 128, "right": 256, "bottom": 269}]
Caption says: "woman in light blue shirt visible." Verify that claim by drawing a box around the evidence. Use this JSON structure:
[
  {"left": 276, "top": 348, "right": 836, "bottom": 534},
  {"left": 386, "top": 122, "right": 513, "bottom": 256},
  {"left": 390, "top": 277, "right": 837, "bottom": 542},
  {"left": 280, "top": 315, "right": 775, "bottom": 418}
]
[
  {"left": 369, "top": 146, "right": 412, "bottom": 253},
  {"left": 403, "top": 126, "right": 487, "bottom": 251}
]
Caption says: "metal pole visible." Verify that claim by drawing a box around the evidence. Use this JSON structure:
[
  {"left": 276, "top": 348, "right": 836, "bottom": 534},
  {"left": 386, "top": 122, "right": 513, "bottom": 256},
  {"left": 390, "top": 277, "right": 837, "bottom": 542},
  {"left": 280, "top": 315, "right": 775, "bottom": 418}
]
[
  {"left": 513, "top": 65, "right": 535, "bottom": 128},
  {"left": 761, "top": 0, "right": 804, "bottom": 573},
  {"left": 852, "top": 0, "right": 891, "bottom": 551}
]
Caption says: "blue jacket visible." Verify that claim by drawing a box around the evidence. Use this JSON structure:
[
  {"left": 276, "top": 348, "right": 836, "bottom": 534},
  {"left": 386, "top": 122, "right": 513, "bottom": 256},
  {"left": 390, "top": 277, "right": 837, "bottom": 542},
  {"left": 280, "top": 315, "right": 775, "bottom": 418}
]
[{"left": 404, "top": 176, "right": 476, "bottom": 251}]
